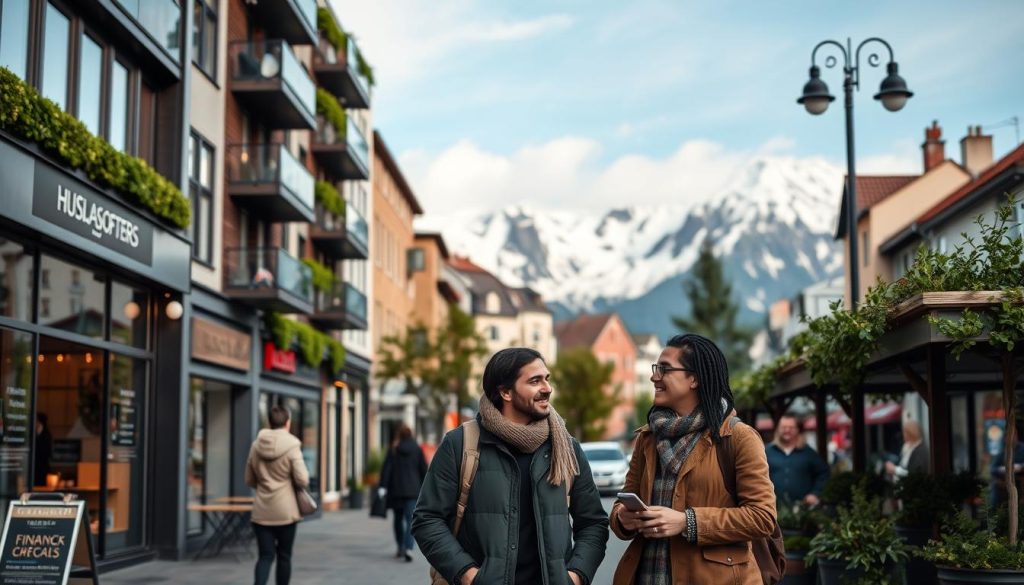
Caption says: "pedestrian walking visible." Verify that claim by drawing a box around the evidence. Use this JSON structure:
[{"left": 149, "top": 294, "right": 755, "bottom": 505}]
[
  {"left": 610, "top": 334, "right": 778, "bottom": 585},
  {"left": 412, "top": 347, "right": 608, "bottom": 585},
  {"left": 245, "top": 405, "right": 310, "bottom": 585},
  {"left": 379, "top": 423, "right": 427, "bottom": 562},
  {"left": 766, "top": 413, "right": 829, "bottom": 506}
]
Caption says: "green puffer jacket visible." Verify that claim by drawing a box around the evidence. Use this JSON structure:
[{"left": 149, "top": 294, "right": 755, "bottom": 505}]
[{"left": 412, "top": 421, "right": 609, "bottom": 585}]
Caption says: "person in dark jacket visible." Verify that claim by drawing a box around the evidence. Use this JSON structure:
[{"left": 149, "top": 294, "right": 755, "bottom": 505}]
[
  {"left": 34, "top": 413, "right": 53, "bottom": 488},
  {"left": 379, "top": 423, "right": 427, "bottom": 561},
  {"left": 412, "top": 347, "right": 609, "bottom": 585},
  {"left": 766, "top": 413, "right": 829, "bottom": 506},
  {"left": 885, "top": 420, "right": 929, "bottom": 480}
]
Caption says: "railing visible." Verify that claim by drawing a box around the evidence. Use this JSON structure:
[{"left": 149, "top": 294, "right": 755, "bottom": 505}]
[
  {"left": 346, "top": 205, "right": 369, "bottom": 252},
  {"left": 347, "top": 118, "right": 369, "bottom": 173},
  {"left": 114, "top": 0, "right": 181, "bottom": 63},
  {"left": 315, "top": 282, "right": 367, "bottom": 323},
  {"left": 226, "top": 144, "right": 315, "bottom": 213},
  {"left": 294, "top": 0, "right": 317, "bottom": 38},
  {"left": 347, "top": 37, "right": 371, "bottom": 99},
  {"left": 316, "top": 117, "right": 344, "bottom": 145},
  {"left": 315, "top": 204, "right": 344, "bottom": 233},
  {"left": 225, "top": 247, "right": 313, "bottom": 303},
  {"left": 230, "top": 39, "right": 315, "bottom": 120}
]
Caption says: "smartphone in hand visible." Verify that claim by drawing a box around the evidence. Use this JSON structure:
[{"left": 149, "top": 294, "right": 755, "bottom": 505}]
[{"left": 616, "top": 492, "right": 649, "bottom": 512}]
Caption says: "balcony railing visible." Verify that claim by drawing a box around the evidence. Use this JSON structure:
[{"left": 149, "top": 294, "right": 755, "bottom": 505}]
[
  {"left": 314, "top": 35, "right": 372, "bottom": 109},
  {"left": 230, "top": 39, "right": 316, "bottom": 129},
  {"left": 246, "top": 0, "right": 317, "bottom": 46},
  {"left": 311, "top": 117, "right": 370, "bottom": 180},
  {"left": 226, "top": 143, "right": 315, "bottom": 222},
  {"left": 224, "top": 247, "right": 313, "bottom": 314},
  {"left": 114, "top": 0, "right": 181, "bottom": 63},
  {"left": 346, "top": 204, "right": 369, "bottom": 256},
  {"left": 310, "top": 203, "right": 369, "bottom": 259},
  {"left": 311, "top": 282, "right": 367, "bottom": 330}
]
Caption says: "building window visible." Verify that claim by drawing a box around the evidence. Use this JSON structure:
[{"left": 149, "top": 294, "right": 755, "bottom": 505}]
[
  {"left": 486, "top": 292, "right": 500, "bottom": 314},
  {"left": 77, "top": 33, "right": 103, "bottom": 135},
  {"left": 861, "top": 231, "right": 870, "bottom": 267},
  {"left": 40, "top": 298, "right": 50, "bottom": 317},
  {"left": 42, "top": 2, "right": 71, "bottom": 110},
  {"left": 41, "top": 269, "right": 50, "bottom": 289},
  {"left": 109, "top": 59, "right": 130, "bottom": 152},
  {"left": 407, "top": 248, "right": 424, "bottom": 276},
  {"left": 188, "top": 132, "right": 215, "bottom": 263},
  {"left": 0, "top": 0, "right": 31, "bottom": 79},
  {"left": 192, "top": 0, "right": 217, "bottom": 79},
  {"left": 489, "top": 325, "right": 499, "bottom": 341}
]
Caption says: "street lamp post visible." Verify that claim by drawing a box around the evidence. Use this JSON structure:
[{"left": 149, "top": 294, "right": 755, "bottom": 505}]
[
  {"left": 797, "top": 37, "right": 913, "bottom": 307},
  {"left": 798, "top": 38, "right": 912, "bottom": 474}
]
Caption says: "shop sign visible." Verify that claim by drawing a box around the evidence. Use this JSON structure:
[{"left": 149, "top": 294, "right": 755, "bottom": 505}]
[
  {"left": 263, "top": 342, "right": 296, "bottom": 374},
  {"left": 1, "top": 386, "right": 30, "bottom": 446},
  {"left": 31, "top": 164, "right": 153, "bottom": 265},
  {"left": 0, "top": 499, "right": 97, "bottom": 585},
  {"left": 191, "top": 318, "right": 252, "bottom": 371}
]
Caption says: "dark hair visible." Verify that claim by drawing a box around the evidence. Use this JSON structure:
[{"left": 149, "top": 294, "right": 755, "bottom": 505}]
[
  {"left": 665, "top": 333, "right": 735, "bottom": 442},
  {"left": 482, "top": 348, "right": 545, "bottom": 409},
  {"left": 391, "top": 423, "right": 413, "bottom": 449},
  {"left": 778, "top": 412, "right": 802, "bottom": 431},
  {"left": 36, "top": 412, "right": 48, "bottom": 427},
  {"left": 269, "top": 405, "right": 291, "bottom": 430}
]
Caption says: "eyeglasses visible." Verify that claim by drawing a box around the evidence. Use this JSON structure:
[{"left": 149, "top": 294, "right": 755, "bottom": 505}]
[{"left": 651, "top": 364, "right": 693, "bottom": 380}]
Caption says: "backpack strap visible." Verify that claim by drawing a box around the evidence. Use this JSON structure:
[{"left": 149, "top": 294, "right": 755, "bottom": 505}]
[
  {"left": 715, "top": 416, "right": 742, "bottom": 505},
  {"left": 451, "top": 420, "right": 480, "bottom": 537}
]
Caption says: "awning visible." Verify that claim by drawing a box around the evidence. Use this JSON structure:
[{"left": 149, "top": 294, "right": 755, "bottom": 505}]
[{"left": 755, "top": 401, "right": 903, "bottom": 432}]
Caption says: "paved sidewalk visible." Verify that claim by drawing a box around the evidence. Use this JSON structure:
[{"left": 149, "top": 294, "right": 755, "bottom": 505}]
[{"left": 103, "top": 508, "right": 432, "bottom": 585}]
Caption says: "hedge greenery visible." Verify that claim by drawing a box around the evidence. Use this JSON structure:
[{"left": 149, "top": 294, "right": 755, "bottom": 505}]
[
  {"left": 315, "top": 180, "right": 346, "bottom": 217},
  {"left": 316, "top": 88, "right": 347, "bottom": 139},
  {"left": 301, "top": 257, "right": 335, "bottom": 293},
  {"left": 267, "top": 312, "right": 346, "bottom": 374},
  {"left": 0, "top": 67, "right": 190, "bottom": 228}
]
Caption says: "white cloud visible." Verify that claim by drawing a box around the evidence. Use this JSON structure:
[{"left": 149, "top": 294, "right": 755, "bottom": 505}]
[
  {"left": 400, "top": 136, "right": 780, "bottom": 216},
  {"left": 327, "top": 1, "right": 572, "bottom": 88},
  {"left": 857, "top": 139, "right": 920, "bottom": 174}
]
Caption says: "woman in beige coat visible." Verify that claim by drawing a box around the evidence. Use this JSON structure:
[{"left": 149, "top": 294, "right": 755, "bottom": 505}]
[{"left": 245, "top": 405, "right": 310, "bottom": 585}]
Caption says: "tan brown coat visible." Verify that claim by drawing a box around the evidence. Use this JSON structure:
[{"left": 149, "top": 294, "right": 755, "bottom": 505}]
[
  {"left": 611, "top": 417, "right": 777, "bottom": 585},
  {"left": 245, "top": 428, "right": 310, "bottom": 526}
]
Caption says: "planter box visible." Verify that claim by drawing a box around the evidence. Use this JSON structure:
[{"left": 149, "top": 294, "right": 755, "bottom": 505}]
[
  {"left": 937, "top": 566, "right": 1024, "bottom": 585},
  {"left": 896, "top": 524, "right": 937, "bottom": 585}
]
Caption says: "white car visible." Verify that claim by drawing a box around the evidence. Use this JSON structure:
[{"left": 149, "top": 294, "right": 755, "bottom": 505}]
[{"left": 581, "top": 442, "right": 628, "bottom": 495}]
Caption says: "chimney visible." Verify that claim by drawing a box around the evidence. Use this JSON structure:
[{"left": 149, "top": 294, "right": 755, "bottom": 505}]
[
  {"left": 960, "top": 125, "right": 994, "bottom": 177},
  {"left": 922, "top": 120, "right": 945, "bottom": 172}
]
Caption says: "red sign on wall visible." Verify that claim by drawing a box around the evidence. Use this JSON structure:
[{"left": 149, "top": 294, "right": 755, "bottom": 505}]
[{"left": 263, "top": 342, "right": 296, "bottom": 374}]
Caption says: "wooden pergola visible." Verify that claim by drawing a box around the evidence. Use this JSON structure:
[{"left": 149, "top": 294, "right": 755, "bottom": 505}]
[{"left": 768, "top": 291, "right": 1023, "bottom": 475}]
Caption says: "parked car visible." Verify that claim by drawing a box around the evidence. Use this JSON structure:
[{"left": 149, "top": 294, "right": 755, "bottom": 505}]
[{"left": 581, "top": 442, "right": 628, "bottom": 495}]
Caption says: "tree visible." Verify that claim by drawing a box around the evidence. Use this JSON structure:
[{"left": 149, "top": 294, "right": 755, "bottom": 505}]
[
  {"left": 672, "top": 239, "right": 755, "bottom": 373},
  {"left": 628, "top": 385, "right": 655, "bottom": 431},
  {"left": 376, "top": 304, "right": 488, "bottom": 437},
  {"left": 552, "top": 348, "right": 619, "bottom": 442}
]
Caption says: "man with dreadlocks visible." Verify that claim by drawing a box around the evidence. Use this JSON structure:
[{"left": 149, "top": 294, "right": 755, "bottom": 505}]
[
  {"left": 610, "top": 334, "right": 777, "bottom": 585},
  {"left": 413, "top": 347, "right": 608, "bottom": 585}
]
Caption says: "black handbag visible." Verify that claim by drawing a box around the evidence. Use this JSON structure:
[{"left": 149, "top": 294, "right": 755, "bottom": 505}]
[{"left": 369, "top": 487, "right": 388, "bottom": 518}]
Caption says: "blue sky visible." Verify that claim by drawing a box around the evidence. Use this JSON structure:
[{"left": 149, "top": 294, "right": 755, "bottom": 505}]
[{"left": 331, "top": 0, "right": 1024, "bottom": 214}]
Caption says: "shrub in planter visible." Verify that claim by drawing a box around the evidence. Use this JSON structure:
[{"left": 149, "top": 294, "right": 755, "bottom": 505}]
[
  {"left": 781, "top": 535, "right": 814, "bottom": 585},
  {"left": 778, "top": 500, "right": 827, "bottom": 536},
  {"left": 808, "top": 485, "right": 911, "bottom": 585},
  {"left": 347, "top": 477, "right": 365, "bottom": 509},
  {"left": 821, "top": 471, "right": 887, "bottom": 508},
  {"left": 921, "top": 512, "right": 1024, "bottom": 584}
]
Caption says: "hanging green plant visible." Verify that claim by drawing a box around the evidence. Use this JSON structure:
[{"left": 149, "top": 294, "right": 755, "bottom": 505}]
[
  {"left": 317, "top": 7, "right": 347, "bottom": 52},
  {"left": 0, "top": 67, "right": 190, "bottom": 228},
  {"left": 315, "top": 180, "right": 346, "bottom": 217},
  {"left": 301, "top": 257, "right": 336, "bottom": 293},
  {"left": 356, "top": 51, "right": 375, "bottom": 87},
  {"left": 266, "top": 312, "right": 347, "bottom": 373},
  {"left": 315, "top": 88, "right": 347, "bottom": 138}
]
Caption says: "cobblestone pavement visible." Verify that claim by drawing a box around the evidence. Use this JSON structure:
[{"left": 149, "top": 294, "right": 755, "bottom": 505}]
[{"left": 104, "top": 498, "right": 628, "bottom": 584}]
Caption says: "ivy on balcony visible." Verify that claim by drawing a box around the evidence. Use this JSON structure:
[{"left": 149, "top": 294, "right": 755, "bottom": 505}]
[
  {"left": 315, "top": 180, "right": 346, "bottom": 217},
  {"left": 316, "top": 7, "right": 375, "bottom": 87},
  {"left": 301, "top": 257, "right": 335, "bottom": 293},
  {"left": 0, "top": 67, "right": 191, "bottom": 229},
  {"left": 316, "top": 88, "right": 347, "bottom": 138},
  {"left": 267, "top": 311, "right": 347, "bottom": 373}
]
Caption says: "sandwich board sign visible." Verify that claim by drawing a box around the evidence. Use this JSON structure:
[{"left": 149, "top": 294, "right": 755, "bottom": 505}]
[{"left": 0, "top": 493, "right": 99, "bottom": 585}]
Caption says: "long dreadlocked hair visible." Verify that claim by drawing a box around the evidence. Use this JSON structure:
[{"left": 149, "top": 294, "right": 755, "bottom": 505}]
[{"left": 666, "top": 333, "right": 735, "bottom": 443}]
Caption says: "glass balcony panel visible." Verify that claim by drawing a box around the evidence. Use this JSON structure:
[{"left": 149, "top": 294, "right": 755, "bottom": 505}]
[
  {"left": 347, "top": 37, "right": 371, "bottom": 100},
  {"left": 295, "top": 0, "right": 317, "bottom": 38},
  {"left": 346, "top": 205, "right": 369, "bottom": 252},
  {"left": 346, "top": 118, "right": 369, "bottom": 173},
  {"left": 225, "top": 247, "right": 313, "bottom": 304},
  {"left": 231, "top": 40, "right": 315, "bottom": 122},
  {"left": 278, "top": 145, "right": 315, "bottom": 211},
  {"left": 345, "top": 284, "right": 367, "bottom": 323},
  {"left": 115, "top": 0, "right": 181, "bottom": 63}
]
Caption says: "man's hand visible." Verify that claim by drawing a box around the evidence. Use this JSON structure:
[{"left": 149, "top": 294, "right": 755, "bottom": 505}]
[
  {"left": 460, "top": 567, "right": 479, "bottom": 585},
  {"left": 884, "top": 461, "right": 896, "bottom": 475},
  {"left": 803, "top": 493, "right": 820, "bottom": 506},
  {"left": 568, "top": 571, "right": 582, "bottom": 585},
  {"left": 634, "top": 506, "right": 687, "bottom": 538}
]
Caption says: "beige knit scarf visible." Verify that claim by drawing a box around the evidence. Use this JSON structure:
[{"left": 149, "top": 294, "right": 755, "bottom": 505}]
[{"left": 478, "top": 397, "right": 579, "bottom": 487}]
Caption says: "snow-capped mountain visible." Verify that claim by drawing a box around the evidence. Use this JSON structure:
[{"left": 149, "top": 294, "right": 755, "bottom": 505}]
[{"left": 420, "top": 156, "right": 845, "bottom": 340}]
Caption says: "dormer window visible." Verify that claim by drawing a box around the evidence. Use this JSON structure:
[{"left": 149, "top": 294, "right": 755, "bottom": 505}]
[{"left": 486, "top": 292, "right": 500, "bottom": 313}]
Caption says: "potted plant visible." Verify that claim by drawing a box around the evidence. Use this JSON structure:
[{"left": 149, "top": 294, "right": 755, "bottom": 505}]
[
  {"left": 364, "top": 448, "right": 385, "bottom": 487},
  {"left": 347, "top": 477, "right": 365, "bottom": 509},
  {"left": 778, "top": 501, "right": 825, "bottom": 584},
  {"left": 781, "top": 534, "right": 814, "bottom": 585},
  {"left": 921, "top": 511, "right": 1024, "bottom": 584},
  {"left": 808, "top": 485, "right": 911, "bottom": 585}
]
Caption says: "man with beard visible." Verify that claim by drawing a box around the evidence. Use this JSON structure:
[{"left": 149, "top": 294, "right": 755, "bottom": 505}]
[
  {"left": 413, "top": 347, "right": 608, "bottom": 585},
  {"left": 766, "top": 413, "right": 829, "bottom": 506}
]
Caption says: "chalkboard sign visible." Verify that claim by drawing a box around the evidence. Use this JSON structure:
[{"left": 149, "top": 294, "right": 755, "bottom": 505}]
[
  {"left": 50, "top": 440, "right": 81, "bottom": 464},
  {"left": 0, "top": 495, "right": 98, "bottom": 585}
]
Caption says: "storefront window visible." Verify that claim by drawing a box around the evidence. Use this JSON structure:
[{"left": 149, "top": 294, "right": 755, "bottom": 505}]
[
  {"left": 0, "top": 328, "right": 34, "bottom": 524},
  {"left": 0, "top": 239, "right": 33, "bottom": 322},
  {"left": 106, "top": 353, "right": 147, "bottom": 551},
  {"left": 186, "top": 378, "right": 231, "bottom": 536},
  {"left": 186, "top": 381, "right": 204, "bottom": 535},
  {"left": 38, "top": 254, "right": 106, "bottom": 339},
  {"left": 302, "top": 399, "right": 319, "bottom": 494},
  {"left": 110, "top": 281, "right": 148, "bottom": 348}
]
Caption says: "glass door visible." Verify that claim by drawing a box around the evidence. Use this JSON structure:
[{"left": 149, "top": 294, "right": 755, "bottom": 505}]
[{"left": 0, "top": 328, "right": 34, "bottom": 524}]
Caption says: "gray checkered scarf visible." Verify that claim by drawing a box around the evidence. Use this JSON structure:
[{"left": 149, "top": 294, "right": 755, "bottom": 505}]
[{"left": 636, "top": 406, "right": 707, "bottom": 585}]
